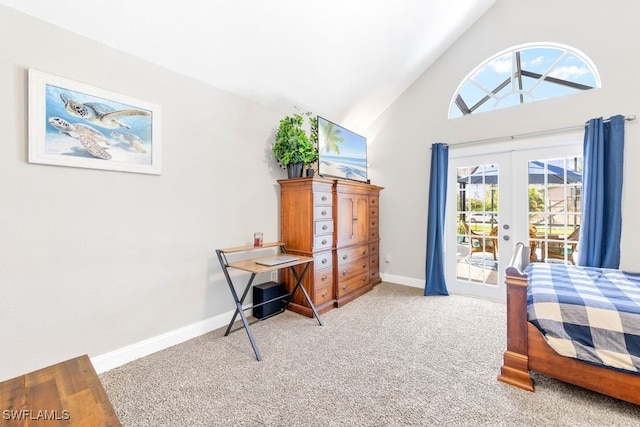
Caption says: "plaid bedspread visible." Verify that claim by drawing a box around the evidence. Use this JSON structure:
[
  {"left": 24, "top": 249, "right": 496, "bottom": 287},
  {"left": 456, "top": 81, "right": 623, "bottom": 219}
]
[{"left": 526, "top": 263, "right": 640, "bottom": 373}]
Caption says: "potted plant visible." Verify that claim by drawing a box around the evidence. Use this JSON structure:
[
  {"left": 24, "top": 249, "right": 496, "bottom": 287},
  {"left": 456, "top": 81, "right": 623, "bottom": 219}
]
[
  {"left": 272, "top": 111, "right": 318, "bottom": 178},
  {"left": 303, "top": 116, "right": 319, "bottom": 177}
]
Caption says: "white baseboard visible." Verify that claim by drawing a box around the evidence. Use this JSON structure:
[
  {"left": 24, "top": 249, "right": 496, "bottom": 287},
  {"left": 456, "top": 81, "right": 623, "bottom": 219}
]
[
  {"left": 380, "top": 273, "right": 424, "bottom": 289},
  {"left": 92, "top": 277, "right": 425, "bottom": 374},
  {"left": 91, "top": 308, "right": 239, "bottom": 374}
]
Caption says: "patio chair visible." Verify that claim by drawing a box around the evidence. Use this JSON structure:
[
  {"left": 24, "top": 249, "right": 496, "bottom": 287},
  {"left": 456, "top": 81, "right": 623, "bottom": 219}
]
[
  {"left": 462, "top": 222, "right": 498, "bottom": 260},
  {"left": 529, "top": 224, "right": 540, "bottom": 262},
  {"left": 544, "top": 226, "right": 580, "bottom": 264}
]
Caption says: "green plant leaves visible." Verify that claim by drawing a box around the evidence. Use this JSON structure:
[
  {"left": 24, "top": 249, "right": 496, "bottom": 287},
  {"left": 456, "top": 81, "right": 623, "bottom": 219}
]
[{"left": 272, "top": 111, "right": 319, "bottom": 167}]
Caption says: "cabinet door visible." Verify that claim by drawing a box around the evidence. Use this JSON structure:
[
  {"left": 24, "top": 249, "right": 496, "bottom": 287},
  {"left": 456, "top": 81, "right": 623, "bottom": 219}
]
[
  {"left": 336, "top": 193, "right": 369, "bottom": 246},
  {"left": 353, "top": 195, "right": 369, "bottom": 242}
]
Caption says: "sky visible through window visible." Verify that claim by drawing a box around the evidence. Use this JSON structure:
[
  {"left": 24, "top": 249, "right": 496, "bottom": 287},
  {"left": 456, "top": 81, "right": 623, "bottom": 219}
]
[{"left": 449, "top": 44, "right": 600, "bottom": 118}]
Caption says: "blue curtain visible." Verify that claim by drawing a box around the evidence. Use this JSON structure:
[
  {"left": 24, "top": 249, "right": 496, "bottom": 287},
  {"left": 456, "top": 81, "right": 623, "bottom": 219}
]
[
  {"left": 578, "top": 115, "right": 625, "bottom": 268},
  {"left": 425, "top": 143, "right": 449, "bottom": 296}
]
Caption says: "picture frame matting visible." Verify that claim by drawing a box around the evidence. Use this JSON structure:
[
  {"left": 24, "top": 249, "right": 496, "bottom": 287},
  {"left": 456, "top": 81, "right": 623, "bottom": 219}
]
[{"left": 28, "top": 68, "right": 162, "bottom": 175}]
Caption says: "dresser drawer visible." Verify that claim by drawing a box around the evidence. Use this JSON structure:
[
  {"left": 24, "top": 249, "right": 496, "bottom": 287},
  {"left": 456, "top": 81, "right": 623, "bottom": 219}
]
[
  {"left": 314, "top": 234, "right": 332, "bottom": 250},
  {"left": 314, "top": 282, "right": 333, "bottom": 305},
  {"left": 370, "top": 253, "right": 378, "bottom": 268},
  {"left": 337, "top": 258, "right": 369, "bottom": 281},
  {"left": 337, "top": 272, "right": 369, "bottom": 297},
  {"left": 314, "top": 191, "right": 332, "bottom": 206},
  {"left": 314, "top": 269, "right": 333, "bottom": 290},
  {"left": 314, "top": 220, "right": 334, "bottom": 235},
  {"left": 314, "top": 206, "right": 332, "bottom": 220},
  {"left": 369, "top": 242, "right": 378, "bottom": 257},
  {"left": 337, "top": 244, "right": 369, "bottom": 266},
  {"left": 313, "top": 252, "right": 333, "bottom": 271},
  {"left": 369, "top": 217, "right": 379, "bottom": 229}
]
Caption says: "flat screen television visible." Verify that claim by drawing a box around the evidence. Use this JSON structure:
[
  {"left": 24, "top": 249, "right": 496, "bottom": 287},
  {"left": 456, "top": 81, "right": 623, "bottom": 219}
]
[{"left": 317, "top": 116, "right": 368, "bottom": 182}]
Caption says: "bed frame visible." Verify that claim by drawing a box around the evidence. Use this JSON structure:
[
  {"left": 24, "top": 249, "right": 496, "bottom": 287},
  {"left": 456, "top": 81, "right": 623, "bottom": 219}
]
[{"left": 497, "top": 242, "right": 640, "bottom": 406}]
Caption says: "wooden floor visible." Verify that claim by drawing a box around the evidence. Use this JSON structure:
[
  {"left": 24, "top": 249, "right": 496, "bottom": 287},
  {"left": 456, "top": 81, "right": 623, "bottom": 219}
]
[{"left": 0, "top": 355, "right": 120, "bottom": 426}]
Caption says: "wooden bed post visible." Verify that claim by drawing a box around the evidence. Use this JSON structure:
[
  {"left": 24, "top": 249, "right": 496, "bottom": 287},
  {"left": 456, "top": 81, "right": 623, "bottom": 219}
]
[{"left": 497, "top": 244, "right": 534, "bottom": 391}]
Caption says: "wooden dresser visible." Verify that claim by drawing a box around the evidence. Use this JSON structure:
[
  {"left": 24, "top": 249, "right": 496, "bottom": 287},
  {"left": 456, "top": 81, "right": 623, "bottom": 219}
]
[
  {"left": 334, "top": 179, "right": 382, "bottom": 306},
  {"left": 278, "top": 177, "right": 382, "bottom": 316}
]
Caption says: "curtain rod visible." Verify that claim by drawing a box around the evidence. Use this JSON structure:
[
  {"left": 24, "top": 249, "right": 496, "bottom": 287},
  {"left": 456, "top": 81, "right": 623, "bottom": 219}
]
[{"left": 449, "top": 114, "right": 636, "bottom": 149}]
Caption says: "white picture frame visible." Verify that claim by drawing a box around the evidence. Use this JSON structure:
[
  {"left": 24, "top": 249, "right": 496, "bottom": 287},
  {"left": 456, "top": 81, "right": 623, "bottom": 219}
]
[{"left": 28, "top": 69, "right": 162, "bottom": 175}]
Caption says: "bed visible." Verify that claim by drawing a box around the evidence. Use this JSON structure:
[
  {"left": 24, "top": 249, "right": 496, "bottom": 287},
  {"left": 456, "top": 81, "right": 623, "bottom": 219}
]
[{"left": 497, "top": 243, "right": 640, "bottom": 405}]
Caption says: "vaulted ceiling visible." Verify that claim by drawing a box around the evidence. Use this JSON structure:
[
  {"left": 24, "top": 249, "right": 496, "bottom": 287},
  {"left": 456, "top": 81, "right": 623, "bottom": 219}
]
[{"left": 0, "top": 0, "right": 495, "bottom": 131}]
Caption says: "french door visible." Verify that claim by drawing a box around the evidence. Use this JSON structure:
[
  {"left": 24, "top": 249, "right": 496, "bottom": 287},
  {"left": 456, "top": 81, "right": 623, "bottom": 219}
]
[
  {"left": 446, "top": 152, "right": 512, "bottom": 301},
  {"left": 445, "top": 135, "right": 582, "bottom": 301}
]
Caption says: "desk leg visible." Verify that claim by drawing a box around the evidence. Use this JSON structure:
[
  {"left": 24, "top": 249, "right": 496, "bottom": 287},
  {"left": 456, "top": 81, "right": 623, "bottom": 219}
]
[
  {"left": 223, "top": 273, "right": 263, "bottom": 361},
  {"left": 236, "top": 301, "right": 262, "bottom": 361},
  {"left": 224, "top": 273, "right": 255, "bottom": 336},
  {"left": 286, "top": 263, "right": 324, "bottom": 327}
]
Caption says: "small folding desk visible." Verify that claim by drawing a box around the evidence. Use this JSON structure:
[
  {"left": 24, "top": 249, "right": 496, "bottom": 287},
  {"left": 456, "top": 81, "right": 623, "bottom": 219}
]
[{"left": 216, "top": 242, "right": 324, "bottom": 361}]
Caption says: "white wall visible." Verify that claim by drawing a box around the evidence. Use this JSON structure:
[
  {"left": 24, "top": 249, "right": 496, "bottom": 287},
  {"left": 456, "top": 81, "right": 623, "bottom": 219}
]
[
  {"left": 370, "top": 0, "right": 640, "bottom": 285},
  {"left": 0, "top": 6, "right": 289, "bottom": 380}
]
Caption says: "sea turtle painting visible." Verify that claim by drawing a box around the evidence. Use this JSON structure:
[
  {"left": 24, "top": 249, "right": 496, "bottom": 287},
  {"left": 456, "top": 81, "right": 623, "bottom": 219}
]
[
  {"left": 60, "top": 93, "right": 151, "bottom": 129},
  {"left": 48, "top": 117, "right": 112, "bottom": 160},
  {"left": 111, "top": 131, "right": 147, "bottom": 153}
]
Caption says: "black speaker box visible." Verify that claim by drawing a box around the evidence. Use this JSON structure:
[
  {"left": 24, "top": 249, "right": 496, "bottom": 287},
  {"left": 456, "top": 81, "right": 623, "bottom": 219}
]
[{"left": 253, "top": 281, "right": 286, "bottom": 319}]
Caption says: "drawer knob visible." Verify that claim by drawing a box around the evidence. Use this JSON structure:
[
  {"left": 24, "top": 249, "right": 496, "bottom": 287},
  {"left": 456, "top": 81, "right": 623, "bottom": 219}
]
[
  {"left": 321, "top": 258, "right": 328, "bottom": 264},
  {"left": 321, "top": 210, "right": 327, "bottom": 216},
  {"left": 342, "top": 270, "right": 347, "bottom": 276},
  {"left": 362, "top": 263, "right": 367, "bottom": 268},
  {"left": 322, "top": 225, "right": 328, "bottom": 230},
  {"left": 321, "top": 275, "right": 328, "bottom": 281},
  {"left": 362, "top": 276, "right": 367, "bottom": 281},
  {"left": 322, "top": 239, "right": 327, "bottom": 245},
  {"left": 343, "top": 285, "right": 348, "bottom": 291},
  {"left": 342, "top": 255, "right": 348, "bottom": 260},
  {"left": 362, "top": 249, "right": 367, "bottom": 255},
  {"left": 322, "top": 291, "right": 328, "bottom": 297},
  {"left": 321, "top": 195, "right": 327, "bottom": 201}
]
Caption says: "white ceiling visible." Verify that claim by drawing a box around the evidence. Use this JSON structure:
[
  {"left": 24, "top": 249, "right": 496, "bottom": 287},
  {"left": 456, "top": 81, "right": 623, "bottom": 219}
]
[{"left": 0, "top": 0, "right": 495, "bottom": 131}]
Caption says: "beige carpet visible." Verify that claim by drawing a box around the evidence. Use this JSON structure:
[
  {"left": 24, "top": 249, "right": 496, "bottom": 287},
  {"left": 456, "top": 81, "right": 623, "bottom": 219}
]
[{"left": 100, "top": 282, "right": 640, "bottom": 426}]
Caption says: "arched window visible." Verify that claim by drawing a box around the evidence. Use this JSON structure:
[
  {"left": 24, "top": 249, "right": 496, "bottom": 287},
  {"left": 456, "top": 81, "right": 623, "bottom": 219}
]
[{"left": 449, "top": 43, "right": 600, "bottom": 118}]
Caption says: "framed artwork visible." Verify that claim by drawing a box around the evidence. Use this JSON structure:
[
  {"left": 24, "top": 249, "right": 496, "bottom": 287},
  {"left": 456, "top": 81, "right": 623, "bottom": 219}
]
[{"left": 28, "top": 69, "right": 162, "bottom": 174}]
